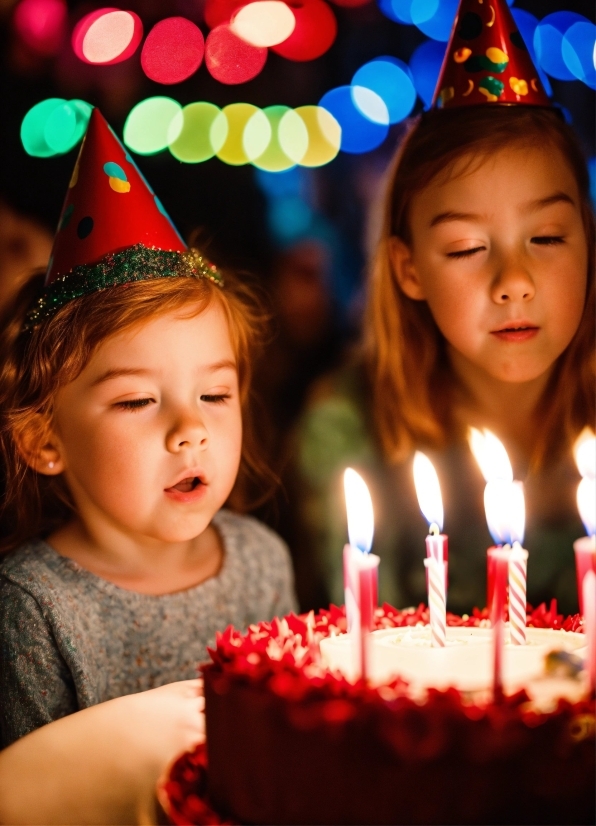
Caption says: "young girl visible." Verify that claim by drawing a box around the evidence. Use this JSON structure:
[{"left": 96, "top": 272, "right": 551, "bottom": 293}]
[
  {"left": 294, "top": 3, "right": 594, "bottom": 615},
  {"left": 0, "top": 110, "right": 296, "bottom": 749}
]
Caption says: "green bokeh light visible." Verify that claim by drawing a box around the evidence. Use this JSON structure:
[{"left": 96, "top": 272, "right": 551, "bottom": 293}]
[
  {"left": 21, "top": 98, "right": 92, "bottom": 157},
  {"left": 242, "top": 108, "right": 273, "bottom": 163},
  {"left": 168, "top": 103, "right": 228, "bottom": 164},
  {"left": 21, "top": 98, "right": 67, "bottom": 157},
  {"left": 123, "top": 97, "right": 183, "bottom": 155},
  {"left": 251, "top": 105, "right": 296, "bottom": 172},
  {"left": 278, "top": 108, "right": 309, "bottom": 164}
]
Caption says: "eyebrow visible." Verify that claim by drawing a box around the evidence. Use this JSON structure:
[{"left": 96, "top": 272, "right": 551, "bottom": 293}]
[
  {"left": 91, "top": 360, "right": 237, "bottom": 387},
  {"left": 428, "top": 192, "right": 576, "bottom": 229}
]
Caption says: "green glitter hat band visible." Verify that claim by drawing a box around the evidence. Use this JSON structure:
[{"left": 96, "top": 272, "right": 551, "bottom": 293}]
[{"left": 24, "top": 244, "right": 223, "bottom": 331}]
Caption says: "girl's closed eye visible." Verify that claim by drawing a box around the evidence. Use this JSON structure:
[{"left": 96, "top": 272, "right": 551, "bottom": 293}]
[
  {"left": 531, "top": 235, "right": 565, "bottom": 246},
  {"left": 115, "top": 398, "right": 155, "bottom": 411},
  {"left": 446, "top": 245, "right": 486, "bottom": 259},
  {"left": 200, "top": 393, "right": 231, "bottom": 404}
]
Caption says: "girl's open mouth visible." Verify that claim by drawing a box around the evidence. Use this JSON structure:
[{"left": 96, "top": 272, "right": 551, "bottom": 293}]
[{"left": 165, "top": 476, "right": 207, "bottom": 502}]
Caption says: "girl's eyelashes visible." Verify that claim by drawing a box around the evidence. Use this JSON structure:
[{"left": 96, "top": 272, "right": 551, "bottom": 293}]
[
  {"left": 115, "top": 398, "right": 154, "bottom": 411},
  {"left": 531, "top": 235, "right": 565, "bottom": 246},
  {"left": 200, "top": 393, "right": 231, "bottom": 404},
  {"left": 447, "top": 246, "right": 486, "bottom": 259}
]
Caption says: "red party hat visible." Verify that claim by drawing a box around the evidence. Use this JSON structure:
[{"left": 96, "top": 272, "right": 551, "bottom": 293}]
[
  {"left": 46, "top": 107, "right": 186, "bottom": 286},
  {"left": 432, "top": 0, "right": 551, "bottom": 110}
]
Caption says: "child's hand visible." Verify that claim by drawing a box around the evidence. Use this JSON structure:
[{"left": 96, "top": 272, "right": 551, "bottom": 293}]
[{"left": 0, "top": 679, "right": 205, "bottom": 825}]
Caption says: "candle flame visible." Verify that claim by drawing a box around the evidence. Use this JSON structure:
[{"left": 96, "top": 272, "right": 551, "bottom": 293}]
[
  {"left": 484, "top": 479, "right": 525, "bottom": 546},
  {"left": 413, "top": 451, "right": 444, "bottom": 532},
  {"left": 577, "top": 477, "right": 596, "bottom": 536},
  {"left": 573, "top": 428, "right": 596, "bottom": 480},
  {"left": 343, "top": 468, "right": 374, "bottom": 553},
  {"left": 469, "top": 428, "right": 513, "bottom": 483}
]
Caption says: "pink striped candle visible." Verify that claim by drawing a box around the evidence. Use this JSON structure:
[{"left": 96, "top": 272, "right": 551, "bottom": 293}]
[
  {"left": 574, "top": 537, "right": 596, "bottom": 615},
  {"left": 425, "top": 530, "right": 448, "bottom": 591},
  {"left": 488, "top": 547, "right": 511, "bottom": 702},
  {"left": 424, "top": 556, "right": 446, "bottom": 647},
  {"left": 343, "top": 543, "right": 380, "bottom": 680},
  {"left": 508, "top": 543, "right": 528, "bottom": 645}
]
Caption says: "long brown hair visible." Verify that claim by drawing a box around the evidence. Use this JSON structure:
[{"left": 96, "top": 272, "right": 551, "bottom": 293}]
[
  {"left": 0, "top": 267, "right": 274, "bottom": 552},
  {"left": 365, "top": 105, "right": 595, "bottom": 465}
]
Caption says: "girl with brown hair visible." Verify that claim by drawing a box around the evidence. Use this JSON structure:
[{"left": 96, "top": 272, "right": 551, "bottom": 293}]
[
  {"left": 0, "top": 110, "right": 296, "bottom": 748},
  {"left": 294, "top": 2, "right": 594, "bottom": 617}
]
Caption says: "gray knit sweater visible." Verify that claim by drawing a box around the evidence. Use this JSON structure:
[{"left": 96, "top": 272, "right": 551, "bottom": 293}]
[{"left": 0, "top": 509, "right": 297, "bottom": 749}]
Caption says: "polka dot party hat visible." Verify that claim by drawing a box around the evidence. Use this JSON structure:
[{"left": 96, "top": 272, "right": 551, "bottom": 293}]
[
  {"left": 432, "top": 0, "right": 551, "bottom": 110},
  {"left": 26, "top": 108, "right": 221, "bottom": 329}
]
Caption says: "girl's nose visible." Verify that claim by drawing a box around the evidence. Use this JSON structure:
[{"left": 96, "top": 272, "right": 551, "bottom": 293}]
[
  {"left": 490, "top": 257, "right": 536, "bottom": 304},
  {"left": 166, "top": 409, "right": 208, "bottom": 452}
]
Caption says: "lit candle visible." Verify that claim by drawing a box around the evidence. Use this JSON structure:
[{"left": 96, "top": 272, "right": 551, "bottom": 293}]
[
  {"left": 583, "top": 569, "right": 596, "bottom": 694},
  {"left": 469, "top": 429, "right": 528, "bottom": 645},
  {"left": 413, "top": 452, "right": 447, "bottom": 646},
  {"left": 489, "top": 547, "right": 510, "bottom": 702},
  {"left": 573, "top": 429, "right": 596, "bottom": 615},
  {"left": 343, "top": 468, "right": 380, "bottom": 680}
]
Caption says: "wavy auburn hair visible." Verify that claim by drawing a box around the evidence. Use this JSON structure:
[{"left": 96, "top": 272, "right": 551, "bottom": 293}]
[
  {"left": 0, "top": 267, "right": 273, "bottom": 552},
  {"left": 365, "top": 105, "right": 595, "bottom": 466}
]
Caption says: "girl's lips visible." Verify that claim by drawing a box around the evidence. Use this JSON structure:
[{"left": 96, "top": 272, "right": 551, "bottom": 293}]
[
  {"left": 164, "top": 477, "right": 208, "bottom": 503},
  {"left": 490, "top": 326, "right": 539, "bottom": 343}
]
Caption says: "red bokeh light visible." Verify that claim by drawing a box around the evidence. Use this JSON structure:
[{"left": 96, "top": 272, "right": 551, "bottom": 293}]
[
  {"left": 13, "top": 0, "right": 67, "bottom": 56},
  {"left": 72, "top": 8, "right": 143, "bottom": 65},
  {"left": 141, "top": 17, "right": 204, "bottom": 84},
  {"left": 205, "top": 24, "right": 267, "bottom": 84},
  {"left": 272, "top": 0, "right": 337, "bottom": 61},
  {"left": 204, "top": 0, "right": 246, "bottom": 30}
]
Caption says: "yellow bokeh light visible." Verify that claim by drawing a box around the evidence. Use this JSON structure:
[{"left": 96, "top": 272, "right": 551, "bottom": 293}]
[
  {"left": 293, "top": 105, "right": 341, "bottom": 167},
  {"left": 278, "top": 109, "right": 309, "bottom": 164},
  {"left": 168, "top": 102, "right": 228, "bottom": 163},
  {"left": 217, "top": 103, "right": 261, "bottom": 166},
  {"left": 248, "top": 105, "right": 296, "bottom": 172},
  {"left": 243, "top": 108, "right": 274, "bottom": 164}
]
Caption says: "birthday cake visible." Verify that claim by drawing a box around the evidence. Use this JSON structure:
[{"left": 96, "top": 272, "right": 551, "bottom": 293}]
[{"left": 162, "top": 603, "right": 595, "bottom": 825}]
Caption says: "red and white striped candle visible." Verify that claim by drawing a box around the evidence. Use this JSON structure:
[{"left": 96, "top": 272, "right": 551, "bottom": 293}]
[
  {"left": 508, "top": 543, "right": 528, "bottom": 645},
  {"left": 424, "top": 556, "right": 446, "bottom": 647}
]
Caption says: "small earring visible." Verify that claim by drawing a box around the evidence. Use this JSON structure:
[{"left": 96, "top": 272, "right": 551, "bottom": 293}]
[{"left": 48, "top": 461, "right": 55, "bottom": 470}]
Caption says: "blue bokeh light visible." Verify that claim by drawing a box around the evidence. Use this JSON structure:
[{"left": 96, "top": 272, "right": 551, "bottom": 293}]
[
  {"left": 268, "top": 196, "right": 313, "bottom": 243},
  {"left": 588, "top": 157, "right": 596, "bottom": 209},
  {"left": 409, "top": 40, "right": 447, "bottom": 108},
  {"left": 352, "top": 57, "right": 416, "bottom": 124},
  {"left": 255, "top": 166, "right": 302, "bottom": 198},
  {"left": 319, "top": 86, "right": 389, "bottom": 154},
  {"left": 511, "top": 9, "right": 553, "bottom": 97},
  {"left": 410, "top": 0, "right": 439, "bottom": 27},
  {"left": 534, "top": 12, "right": 587, "bottom": 81},
  {"left": 414, "top": 0, "right": 459, "bottom": 41},
  {"left": 377, "top": 0, "right": 414, "bottom": 25},
  {"left": 562, "top": 21, "right": 596, "bottom": 89}
]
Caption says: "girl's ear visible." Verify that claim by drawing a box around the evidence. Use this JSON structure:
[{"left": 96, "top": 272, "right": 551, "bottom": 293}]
[
  {"left": 389, "top": 236, "right": 426, "bottom": 300},
  {"left": 14, "top": 416, "right": 64, "bottom": 476}
]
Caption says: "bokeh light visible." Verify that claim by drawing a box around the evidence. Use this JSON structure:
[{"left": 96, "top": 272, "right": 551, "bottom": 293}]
[
  {"left": 409, "top": 39, "right": 446, "bottom": 108},
  {"left": 231, "top": 1, "right": 296, "bottom": 48},
  {"left": 123, "top": 97, "right": 183, "bottom": 155},
  {"left": 511, "top": 8, "right": 553, "bottom": 97},
  {"left": 204, "top": 0, "right": 244, "bottom": 30},
  {"left": 72, "top": 8, "right": 143, "bottom": 65},
  {"left": 21, "top": 98, "right": 91, "bottom": 157},
  {"left": 351, "top": 87, "right": 389, "bottom": 124},
  {"left": 250, "top": 105, "right": 297, "bottom": 172},
  {"left": 294, "top": 105, "right": 341, "bottom": 167},
  {"left": 377, "top": 0, "right": 414, "bottom": 25},
  {"left": 414, "top": 0, "right": 459, "bottom": 41},
  {"left": 534, "top": 12, "right": 587, "bottom": 81},
  {"left": 562, "top": 21, "right": 596, "bottom": 89},
  {"left": 243, "top": 108, "right": 273, "bottom": 162},
  {"left": 13, "top": 0, "right": 67, "bottom": 56},
  {"left": 278, "top": 109, "right": 310, "bottom": 163},
  {"left": 268, "top": 196, "right": 313, "bottom": 241},
  {"left": 205, "top": 24, "right": 267, "bottom": 84},
  {"left": 168, "top": 103, "right": 228, "bottom": 162},
  {"left": 352, "top": 57, "right": 416, "bottom": 123},
  {"left": 217, "top": 103, "right": 261, "bottom": 165},
  {"left": 272, "top": 0, "right": 337, "bottom": 62},
  {"left": 141, "top": 18, "right": 204, "bottom": 84},
  {"left": 319, "top": 86, "right": 388, "bottom": 154}
]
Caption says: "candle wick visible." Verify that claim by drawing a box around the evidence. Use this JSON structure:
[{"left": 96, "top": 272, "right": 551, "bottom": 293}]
[{"left": 429, "top": 523, "right": 440, "bottom": 536}]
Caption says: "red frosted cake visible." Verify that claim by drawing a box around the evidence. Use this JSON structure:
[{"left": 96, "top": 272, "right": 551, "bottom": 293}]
[{"left": 162, "top": 603, "right": 595, "bottom": 825}]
